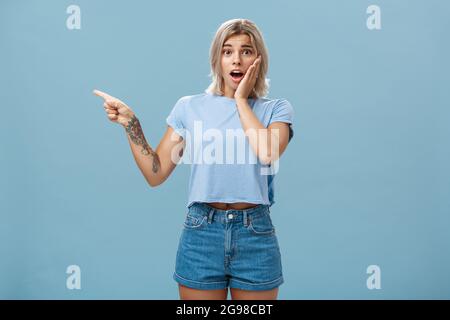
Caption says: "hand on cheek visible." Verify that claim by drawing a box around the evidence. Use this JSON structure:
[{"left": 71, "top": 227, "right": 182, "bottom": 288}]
[{"left": 234, "top": 55, "right": 261, "bottom": 100}]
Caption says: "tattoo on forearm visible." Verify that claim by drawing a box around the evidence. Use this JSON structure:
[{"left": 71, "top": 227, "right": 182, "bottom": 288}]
[{"left": 125, "top": 116, "right": 161, "bottom": 173}]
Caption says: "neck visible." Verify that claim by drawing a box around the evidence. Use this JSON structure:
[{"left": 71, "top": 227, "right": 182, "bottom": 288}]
[{"left": 223, "top": 86, "right": 235, "bottom": 99}]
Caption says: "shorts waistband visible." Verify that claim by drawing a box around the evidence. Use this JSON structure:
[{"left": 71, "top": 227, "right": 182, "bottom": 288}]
[
  {"left": 190, "top": 202, "right": 269, "bottom": 217},
  {"left": 189, "top": 202, "right": 270, "bottom": 225}
]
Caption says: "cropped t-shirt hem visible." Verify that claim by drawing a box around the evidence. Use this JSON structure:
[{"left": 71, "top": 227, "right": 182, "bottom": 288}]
[{"left": 187, "top": 198, "right": 271, "bottom": 208}]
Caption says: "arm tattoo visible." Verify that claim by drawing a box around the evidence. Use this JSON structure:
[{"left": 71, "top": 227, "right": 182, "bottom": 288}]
[{"left": 125, "top": 115, "right": 161, "bottom": 173}]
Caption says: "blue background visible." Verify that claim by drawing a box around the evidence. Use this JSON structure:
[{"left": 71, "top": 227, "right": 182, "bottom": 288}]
[{"left": 1, "top": 0, "right": 449, "bottom": 299}]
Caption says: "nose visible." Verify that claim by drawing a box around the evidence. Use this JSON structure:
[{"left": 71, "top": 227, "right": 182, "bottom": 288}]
[{"left": 232, "top": 52, "right": 241, "bottom": 65}]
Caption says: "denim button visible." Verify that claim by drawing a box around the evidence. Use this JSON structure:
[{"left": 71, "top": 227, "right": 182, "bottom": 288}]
[{"left": 228, "top": 213, "right": 233, "bottom": 219}]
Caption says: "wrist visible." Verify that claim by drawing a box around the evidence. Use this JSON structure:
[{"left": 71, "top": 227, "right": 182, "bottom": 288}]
[
  {"left": 123, "top": 114, "right": 138, "bottom": 130},
  {"left": 235, "top": 97, "right": 249, "bottom": 108}
]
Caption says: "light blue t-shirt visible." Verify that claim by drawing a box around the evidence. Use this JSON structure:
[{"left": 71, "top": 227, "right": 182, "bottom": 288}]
[{"left": 166, "top": 92, "right": 294, "bottom": 208}]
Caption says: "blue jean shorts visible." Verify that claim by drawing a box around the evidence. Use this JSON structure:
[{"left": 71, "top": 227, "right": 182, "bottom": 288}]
[{"left": 173, "top": 202, "right": 284, "bottom": 291}]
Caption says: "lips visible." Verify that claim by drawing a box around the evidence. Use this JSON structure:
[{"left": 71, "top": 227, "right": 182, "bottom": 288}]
[{"left": 230, "top": 70, "right": 245, "bottom": 83}]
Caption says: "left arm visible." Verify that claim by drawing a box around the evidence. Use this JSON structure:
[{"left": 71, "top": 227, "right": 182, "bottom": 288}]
[{"left": 235, "top": 98, "right": 290, "bottom": 165}]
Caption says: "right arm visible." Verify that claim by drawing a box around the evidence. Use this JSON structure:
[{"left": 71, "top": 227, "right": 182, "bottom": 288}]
[
  {"left": 125, "top": 119, "right": 184, "bottom": 187},
  {"left": 93, "top": 89, "right": 184, "bottom": 187}
]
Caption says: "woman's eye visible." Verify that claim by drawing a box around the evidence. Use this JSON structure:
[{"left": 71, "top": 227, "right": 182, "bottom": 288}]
[{"left": 223, "top": 50, "right": 252, "bottom": 55}]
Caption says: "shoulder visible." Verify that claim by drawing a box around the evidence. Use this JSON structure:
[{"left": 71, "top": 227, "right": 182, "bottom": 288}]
[
  {"left": 173, "top": 93, "right": 208, "bottom": 109},
  {"left": 271, "top": 98, "right": 293, "bottom": 109},
  {"left": 176, "top": 92, "right": 208, "bottom": 103},
  {"left": 256, "top": 97, "right": 294, "bottom": 112},
  {"left": 256, "top": 97, "right": 294, "bottom": 125}
]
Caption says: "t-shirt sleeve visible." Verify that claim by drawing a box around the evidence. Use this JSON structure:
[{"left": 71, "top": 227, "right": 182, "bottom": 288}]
[
  {"left": 268, "top": 99, "right": 294, "bottom": 125},
  {"left": 166, "top": 96, "right": 188, "bottom": 139}
]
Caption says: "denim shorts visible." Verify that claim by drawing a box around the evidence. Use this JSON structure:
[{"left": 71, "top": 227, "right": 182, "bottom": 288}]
[{"left": 173, "top": 202, "right": 283, "bottom": 291}]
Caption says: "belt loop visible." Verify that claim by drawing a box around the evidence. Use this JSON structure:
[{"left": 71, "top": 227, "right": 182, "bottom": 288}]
[
  {"left": 243, "top": 210, "right": 248, "bottom": 227},
  {"left": 207, "top": 208, "right": 215, "bottom": 224}
]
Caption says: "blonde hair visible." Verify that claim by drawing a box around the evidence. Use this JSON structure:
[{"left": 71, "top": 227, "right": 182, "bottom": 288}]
[{"left": 205, "top": 19, "right": 270, "bottom": 99}]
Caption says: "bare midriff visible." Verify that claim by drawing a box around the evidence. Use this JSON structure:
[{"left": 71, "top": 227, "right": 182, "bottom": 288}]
[{"left": 206, "top": 202, "right": 259, "bottom": 210}]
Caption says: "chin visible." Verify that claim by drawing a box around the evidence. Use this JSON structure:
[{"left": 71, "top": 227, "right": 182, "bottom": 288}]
[{"left": 230, "top": 82, "right": 239, "bottom": 89}]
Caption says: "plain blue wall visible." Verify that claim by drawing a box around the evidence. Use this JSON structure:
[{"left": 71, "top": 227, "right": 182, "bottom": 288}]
[{"left": 1, "top": 0, "right": 449, "bottom": 299}]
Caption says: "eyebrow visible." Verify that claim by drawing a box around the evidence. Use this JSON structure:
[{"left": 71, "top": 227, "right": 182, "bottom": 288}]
[{"left": 222, "top": 43, "right": 254, "bottom": 49}]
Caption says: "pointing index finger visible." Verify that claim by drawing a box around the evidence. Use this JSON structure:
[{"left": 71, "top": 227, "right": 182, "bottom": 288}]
[{"left": 93, "top": 89, "right": 113, "bottom": 101}]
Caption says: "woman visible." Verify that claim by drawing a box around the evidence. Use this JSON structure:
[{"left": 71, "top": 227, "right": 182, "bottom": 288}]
[{"left": 93, "top": 18, "right": 294, "bottom": 300}]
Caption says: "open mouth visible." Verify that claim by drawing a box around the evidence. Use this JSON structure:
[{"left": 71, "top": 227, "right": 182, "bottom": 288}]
[{"left": 230, "top": 71, "right": 245, "bottom": 82}]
